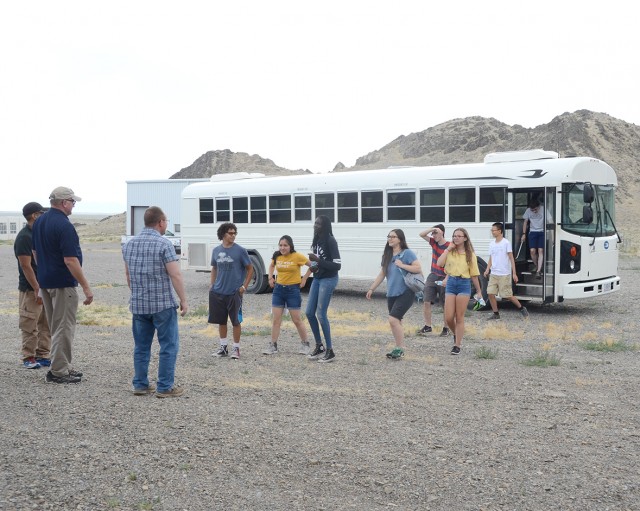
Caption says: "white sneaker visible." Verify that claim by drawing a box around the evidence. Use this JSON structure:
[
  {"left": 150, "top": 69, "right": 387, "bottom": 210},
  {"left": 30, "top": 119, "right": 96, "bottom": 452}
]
[
  {"left": 298, "top": 342, "right": 310, "bottom": 355},
  {"left": 262, "top": 342, "right": 278, "bottom": 355}
]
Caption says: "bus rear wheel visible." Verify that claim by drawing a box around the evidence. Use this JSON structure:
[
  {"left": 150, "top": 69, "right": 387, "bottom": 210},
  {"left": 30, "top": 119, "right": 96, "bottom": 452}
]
[{"left": 247, "top": 254, "right": 269, "bottom": 294}]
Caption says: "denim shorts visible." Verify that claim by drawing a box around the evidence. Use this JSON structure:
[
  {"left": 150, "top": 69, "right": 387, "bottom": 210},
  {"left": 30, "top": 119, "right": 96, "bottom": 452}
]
[
  {"left": 272, "top": 283, "right": 302, "bottom": 310},
  {"left": 445, "top": 275, "right": 472, "bottom": 296}
]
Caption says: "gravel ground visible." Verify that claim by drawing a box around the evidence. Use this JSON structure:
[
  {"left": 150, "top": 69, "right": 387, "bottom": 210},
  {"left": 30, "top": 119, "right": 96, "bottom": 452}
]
[{"left": 1, "top": 241, "right": 639, "bottom": 511}]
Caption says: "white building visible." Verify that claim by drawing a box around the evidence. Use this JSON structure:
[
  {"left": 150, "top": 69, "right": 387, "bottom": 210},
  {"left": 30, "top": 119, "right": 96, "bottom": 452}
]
[
  {"left": 0, "top": 212, "right": 27, "bottom": 241},
  {"left": 124, "top": 179, "right": 208, "bottom": 236}
]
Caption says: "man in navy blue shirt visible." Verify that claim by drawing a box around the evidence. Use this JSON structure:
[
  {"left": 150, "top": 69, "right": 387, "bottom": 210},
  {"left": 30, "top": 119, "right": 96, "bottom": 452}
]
[{"left": 32, "top": 186, "right": 93, "bottom": 384}]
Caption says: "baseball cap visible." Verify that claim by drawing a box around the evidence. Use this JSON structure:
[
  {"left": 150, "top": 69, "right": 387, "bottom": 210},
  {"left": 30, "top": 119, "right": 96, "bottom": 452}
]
[
  {"left": 22, "top": 202, "right": 45, "bottom": 219},
  {"left": 49, "top": 186, "right": 82, "bottom": 202}
]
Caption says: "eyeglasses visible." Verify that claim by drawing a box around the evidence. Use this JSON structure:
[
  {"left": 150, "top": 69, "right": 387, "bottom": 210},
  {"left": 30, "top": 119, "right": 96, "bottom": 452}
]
[
  {"left": 65, "top": 199, "right": 76, "bottom": 206},
  {"left": 387, "top": 235, "right": 398, "bottom": 239},
  {"left": 226, "top": 231, "right": 237, "bottom": 235}
]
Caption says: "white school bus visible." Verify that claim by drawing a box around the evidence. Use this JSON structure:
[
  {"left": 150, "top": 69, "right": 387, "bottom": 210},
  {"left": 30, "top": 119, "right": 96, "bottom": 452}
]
[{"left": 180, "top": 149, "right": 621, "bottom": 303}]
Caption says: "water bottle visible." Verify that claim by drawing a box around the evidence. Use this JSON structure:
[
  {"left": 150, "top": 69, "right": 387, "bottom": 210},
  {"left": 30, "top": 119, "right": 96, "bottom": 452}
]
[{"left": 237, "top": 307, "right": 243, "bottom": 324}]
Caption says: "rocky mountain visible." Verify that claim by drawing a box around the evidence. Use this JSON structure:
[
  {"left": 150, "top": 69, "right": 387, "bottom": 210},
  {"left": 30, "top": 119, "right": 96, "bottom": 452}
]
[{"left": 170, "top": 149, "right": 310, "bottom": 179}]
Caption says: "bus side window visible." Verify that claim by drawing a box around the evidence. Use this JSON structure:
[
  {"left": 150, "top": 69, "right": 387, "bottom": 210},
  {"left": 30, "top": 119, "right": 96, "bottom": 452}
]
[
  {"left": 295, "top": 195, "right": 312, "bottom": 221},
  {"left": 216, "top": 198, "right": 230, "bottom": 222},
  {"left": 449, "top": 188, "right": 475, "bottom": 222},
  {"left": 362, "top": 191, "right": 383, "bottom": 222},
  {"left": 387, "top": 191, "right": 415, "bottom": 221},
  {"left": 315, "top": 193, "right": 335, "bottom": 222},
  {"left": 338, "top": 192, "right": 358, "bottom": 222},
  {"left": 233, "top": 197, "right": 248, "bottom": 223},
  {"left": 200, "top": 198, "right": 214, "bottom": 224},
  {"left": 420, "top": 188, "right": 445, "bottom": 223},
  {"left": 251, "top": 196, "right": 267, "bottom": 223}
]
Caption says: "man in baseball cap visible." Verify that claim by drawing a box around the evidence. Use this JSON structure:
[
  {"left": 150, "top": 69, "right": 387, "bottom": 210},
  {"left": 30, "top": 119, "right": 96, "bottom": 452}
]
[
  {"left": 22, "top": 202, "right": 46, "bottom": 218},
  {"left": 33, "top": 186, "right": 93, "bottom": 384},
  {"left": 48, "top": 186, "right": 82, "bottom": 202}
]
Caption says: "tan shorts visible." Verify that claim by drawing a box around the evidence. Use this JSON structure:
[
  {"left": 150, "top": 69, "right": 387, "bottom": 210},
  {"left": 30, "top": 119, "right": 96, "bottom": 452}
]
[{"left": 487, "top": 274, "right": 513, "bottom": 298}]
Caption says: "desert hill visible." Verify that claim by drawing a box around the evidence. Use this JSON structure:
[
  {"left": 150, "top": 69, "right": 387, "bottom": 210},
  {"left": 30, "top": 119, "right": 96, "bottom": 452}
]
[{"left": 170, "top": 149, "right": 310, "bottom": 179}]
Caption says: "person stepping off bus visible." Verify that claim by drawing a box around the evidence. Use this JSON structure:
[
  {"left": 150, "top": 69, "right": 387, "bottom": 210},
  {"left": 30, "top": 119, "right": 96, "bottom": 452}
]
[{"left": 484, "top": 222, "right": 529, "bottom": 320}]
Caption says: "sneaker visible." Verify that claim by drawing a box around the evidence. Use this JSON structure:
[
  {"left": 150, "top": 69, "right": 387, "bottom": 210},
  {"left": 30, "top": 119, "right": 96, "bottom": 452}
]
[
  {"left": 439, "top": 327, "right": 450, "bottom": 337},
  {"left": 318, "top": 348, "right": 335, "bottom": 363},
  {"left": 386, "top": 347, "right": 405, "bottom": 360},
  {"left": 45, "top": 370, "right": 81, "bottom": 384},
  {"left": 69, "top": 369, "right": 83, "bottom": 378},
  {"left": 230, "top": 346, "right": 240, "bottom": 359},
  {"left": 307, "top": 344, "right": 325, "bottom": 360},
  {"left": 487, "top": 312, "right": 501, "bottom": 320},
  {"left": 417, "top": 325, "right": 432, "bottom": 335},
  {"left": 519, "top": 306, "right": 529, "bottom": 318},
  {"left": 298, "top": 342, "right": 311, "bottom": 355},
  {"left": 23, "top": 357, "right": 40, "bottom": 369},
  {"left": 35, "top": 357, "right": 51, "bottom": 367},
  {"left": 451, "top": 346, "right": 461, "bottom": 355},
  {"left": 262, "top": 342, "right": 278, "bottom": 355},
  {"left": 213, "top": 345, "right": 228, "bottom": 357},
  {"left": 156, "top": 386, "right": 185, "bottom": 398},
  {"left": 133, "top": 384, "right": 156, "bottom": 396}
]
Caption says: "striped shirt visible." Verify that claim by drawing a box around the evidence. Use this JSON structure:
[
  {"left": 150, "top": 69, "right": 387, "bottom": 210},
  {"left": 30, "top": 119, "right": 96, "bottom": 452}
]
[
  {"left": 428, "top": 237, "right": 449, "bottom": 277},
  {"left": 122, "top": 228, "right": 179, "bottom": 315}
]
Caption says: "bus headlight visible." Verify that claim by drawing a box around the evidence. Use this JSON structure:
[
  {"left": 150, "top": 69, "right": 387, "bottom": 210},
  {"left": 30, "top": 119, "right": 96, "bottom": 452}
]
[{"left": 560, "top": 241, "right": 581, "bottom": 274}]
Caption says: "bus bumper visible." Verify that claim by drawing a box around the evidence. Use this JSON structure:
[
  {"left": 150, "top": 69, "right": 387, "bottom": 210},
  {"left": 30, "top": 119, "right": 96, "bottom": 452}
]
[{"left": 561, "top": 276, "right": 621, "bottom": 300}]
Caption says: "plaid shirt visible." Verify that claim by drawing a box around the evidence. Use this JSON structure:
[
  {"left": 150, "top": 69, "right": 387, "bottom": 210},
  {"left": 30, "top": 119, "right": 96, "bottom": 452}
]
[{"left": 123, "top": 228, "right": 179, "bottom": 315}]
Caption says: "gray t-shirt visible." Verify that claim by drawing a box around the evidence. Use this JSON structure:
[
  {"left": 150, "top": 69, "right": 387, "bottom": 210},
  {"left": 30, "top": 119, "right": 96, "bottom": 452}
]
[{"left": 210, "top": 243, "right": 251, "bottom": 295}]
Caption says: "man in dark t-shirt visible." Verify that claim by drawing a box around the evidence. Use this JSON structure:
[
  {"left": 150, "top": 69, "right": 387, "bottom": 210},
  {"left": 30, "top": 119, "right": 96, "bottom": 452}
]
[{"left": 14, "top": 202, "right": 51, "bottom": 369}]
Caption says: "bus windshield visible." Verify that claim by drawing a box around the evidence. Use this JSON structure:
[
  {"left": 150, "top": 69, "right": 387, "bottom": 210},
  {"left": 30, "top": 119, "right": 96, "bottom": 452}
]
[{"left": 561, "top": 183, "right": 616, "bottom": 236}]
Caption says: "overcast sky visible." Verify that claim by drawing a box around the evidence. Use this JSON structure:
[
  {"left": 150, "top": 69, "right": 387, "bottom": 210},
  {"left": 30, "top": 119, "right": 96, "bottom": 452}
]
[{"left": 1, "top": 0, "right": 638, "bottom": 214}]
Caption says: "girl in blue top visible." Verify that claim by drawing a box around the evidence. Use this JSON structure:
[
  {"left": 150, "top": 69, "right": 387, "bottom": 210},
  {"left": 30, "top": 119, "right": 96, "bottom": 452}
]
[{"left": 366, "top": 229, "right": 422, "bottom": 360}]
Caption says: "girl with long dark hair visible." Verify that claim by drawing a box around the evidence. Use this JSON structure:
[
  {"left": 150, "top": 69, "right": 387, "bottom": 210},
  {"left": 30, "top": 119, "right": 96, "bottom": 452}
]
[
  {"left": 264, "top": 235, "right": 311, "bottom": 355},
  {"left": 306, "top": 216, "right": 341, "bottom": 363},
  {"left": 366, "top": 229, "right": 422, "bottom": 359}
]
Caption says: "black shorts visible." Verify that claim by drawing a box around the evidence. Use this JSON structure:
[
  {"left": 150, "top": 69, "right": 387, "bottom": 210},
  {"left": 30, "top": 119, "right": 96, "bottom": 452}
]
[
  {"left": 423, "top": 272, "right": 446, "bottom": 304},
  {"left": 387, "top": 289, "right": 415, "bottom": 320},
  {"left": 208, "top": 291, "right": 243, "bottom": 326}
]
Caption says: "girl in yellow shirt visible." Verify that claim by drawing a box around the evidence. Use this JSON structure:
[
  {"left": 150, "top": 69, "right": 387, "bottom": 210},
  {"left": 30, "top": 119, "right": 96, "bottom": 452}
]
[
  {"left": 264, "top": 235, "right": 312, "bottom": 355},
  {"left": 437, "top": 228, "right": 482, "bottom": 355}
]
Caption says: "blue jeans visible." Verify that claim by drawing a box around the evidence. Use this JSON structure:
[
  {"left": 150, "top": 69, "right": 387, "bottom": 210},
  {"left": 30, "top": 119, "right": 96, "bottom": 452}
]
[
  {"left": 132, "top": 307, "right": 179, "bottom": 392},
  {"left": 305, "top": 275, "right": 338, "bottom": 349}
]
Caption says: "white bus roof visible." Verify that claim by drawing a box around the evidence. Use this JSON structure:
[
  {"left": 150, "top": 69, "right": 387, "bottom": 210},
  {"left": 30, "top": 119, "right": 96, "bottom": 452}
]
[{"left": 182, "top": 154, "right": 616, "bottom": 198}]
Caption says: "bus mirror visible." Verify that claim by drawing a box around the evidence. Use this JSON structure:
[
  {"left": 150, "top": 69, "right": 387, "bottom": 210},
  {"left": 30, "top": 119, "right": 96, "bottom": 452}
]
[
  {"left": 583, "top": 184, "right": 595, "bottom": 204},
  {"left": 582, "top": 205, "right": 593, "bottom": 224}
]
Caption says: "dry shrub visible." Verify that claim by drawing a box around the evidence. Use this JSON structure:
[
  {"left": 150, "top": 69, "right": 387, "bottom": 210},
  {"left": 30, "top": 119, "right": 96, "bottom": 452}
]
[{"left": 478, "top": 323, "right": 525, "bottom": 341}]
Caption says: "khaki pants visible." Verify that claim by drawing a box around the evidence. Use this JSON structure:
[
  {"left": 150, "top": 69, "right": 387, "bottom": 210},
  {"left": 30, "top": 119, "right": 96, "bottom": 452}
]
[
  {"left": 18, "top": 290, "right": 51, "bottom": 360},
  {"left": 41, "top": 287, "right": 78, "bottom": 377}
]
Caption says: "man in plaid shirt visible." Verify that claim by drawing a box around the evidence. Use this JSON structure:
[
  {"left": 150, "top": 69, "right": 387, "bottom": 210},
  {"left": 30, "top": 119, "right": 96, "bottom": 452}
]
[{"left": 123, "top": 206, "right": 188, "bottom": 398}]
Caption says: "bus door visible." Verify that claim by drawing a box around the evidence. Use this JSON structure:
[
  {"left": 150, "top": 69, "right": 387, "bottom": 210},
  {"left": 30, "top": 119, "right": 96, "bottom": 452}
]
[
  {"left": 542, "top": 187, "right": 556, "bottom": 304},
  {"left": 508, "top": 188, "right": 556, "bottom": 302}
]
